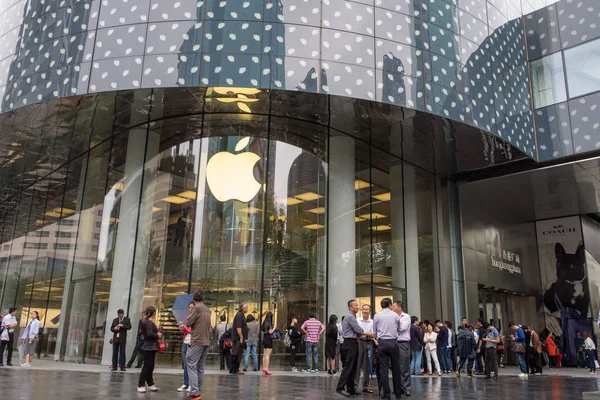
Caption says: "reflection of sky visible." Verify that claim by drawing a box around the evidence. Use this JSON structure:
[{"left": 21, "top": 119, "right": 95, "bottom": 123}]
[{"left": 272, "top": 141, "right": 302, "bottom": 203}]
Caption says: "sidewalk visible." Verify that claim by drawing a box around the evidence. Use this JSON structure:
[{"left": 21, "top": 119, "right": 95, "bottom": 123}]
[{"left": 15, "top": 359, "right": 600, "bottom": 379}]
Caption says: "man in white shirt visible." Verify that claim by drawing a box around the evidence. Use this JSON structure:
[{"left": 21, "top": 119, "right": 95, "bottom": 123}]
[
  {"left": 355, "top": 304, "right": 374, "bottom": 393},
  {"left": 0, "top": 307, "right": 18, "bottom": 366},
  {"left": 393, "top": 301, "right": 412, "bottom": 397}
]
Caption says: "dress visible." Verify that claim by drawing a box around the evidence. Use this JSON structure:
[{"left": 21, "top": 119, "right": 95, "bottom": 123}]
[
  {"left": 262, "top": 327, "right": 273, "bottom": 349},
  {"left": 325, "top": 325, "right": 338, "bottom": 359}
]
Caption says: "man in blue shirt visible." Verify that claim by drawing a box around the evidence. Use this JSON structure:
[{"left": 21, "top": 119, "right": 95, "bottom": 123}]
[
  {"left": 373, "top": 298, "right": 401, "bottom": 400},
  {"left": 336, "top": 300, "right": 374, "bottom": 397},
  {"left": 511, "top": 322, "right": 528, "bottom": 378},
  {"left": 483, "top": 322, "right": 500, "bottom": 380}
]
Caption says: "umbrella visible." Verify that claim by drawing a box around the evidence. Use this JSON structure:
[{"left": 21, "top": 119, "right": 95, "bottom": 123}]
[{"left": 172, "top": 293, "right": 193, "bottom": 325}]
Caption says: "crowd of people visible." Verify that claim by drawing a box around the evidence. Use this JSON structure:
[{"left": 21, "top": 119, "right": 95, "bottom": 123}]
[{"left": 1, "top": 295, "right": 599, "bottom": 399}]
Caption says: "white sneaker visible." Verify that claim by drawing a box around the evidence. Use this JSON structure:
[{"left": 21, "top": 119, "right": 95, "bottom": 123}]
[
  {"left": 137, "top": 387, "right": 147, "bottom": 393},
  {"left": 177, "top": 385, "right": 188, "bottom": 392},
  {"left": 147, "top": 385, "right": 159, "bottom": 392},
  {"left": 22, "top": 363, "right": 31, "bottom": 367},
  {"left": 518, "top": 373, "right": 525, "bottom": 378}
]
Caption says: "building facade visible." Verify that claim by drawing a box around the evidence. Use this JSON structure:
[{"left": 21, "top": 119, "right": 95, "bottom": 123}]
[{"left": 0, "top": 0, "right": 598, "bottom": 368}]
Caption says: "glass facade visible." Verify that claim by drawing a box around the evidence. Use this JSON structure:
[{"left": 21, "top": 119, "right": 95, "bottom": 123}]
[{"left": 0, "top": 88, "right": 460, "bottom": 367}]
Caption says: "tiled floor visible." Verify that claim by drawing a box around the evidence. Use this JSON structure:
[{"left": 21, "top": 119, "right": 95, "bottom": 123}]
[{"left": 2, "top": 366, "right": 600, "bottom": 400}]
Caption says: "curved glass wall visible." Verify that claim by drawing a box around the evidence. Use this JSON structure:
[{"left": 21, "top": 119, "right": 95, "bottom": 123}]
[{"left": 0, "top": 88, "right": 457, "bottom": 368}]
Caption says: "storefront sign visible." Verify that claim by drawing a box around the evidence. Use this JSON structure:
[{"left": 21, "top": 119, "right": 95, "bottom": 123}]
[{"left": 486, "top": 227, "right": 522, "bottom": 274}]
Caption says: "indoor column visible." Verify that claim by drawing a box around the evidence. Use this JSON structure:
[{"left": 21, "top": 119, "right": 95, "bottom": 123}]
[{"left": 327, "top": 135, "right": 356, "bottom": 319}]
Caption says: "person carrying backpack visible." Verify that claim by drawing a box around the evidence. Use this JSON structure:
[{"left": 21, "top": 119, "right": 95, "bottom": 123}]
[
  {"left": 214, "top": 315, "right": 230, "bottom": 371},
  {"left": 456, "top": 323, "right": 477, "bottom": 378}
]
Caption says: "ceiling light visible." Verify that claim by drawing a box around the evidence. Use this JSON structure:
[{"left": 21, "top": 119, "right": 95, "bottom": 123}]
[
  {"left": 113, "top": 182, "right": 124, "bottom": 191},
  {"left": 373, "top": 192, "right": 391, "bottom": 201},
  {"left": 45, "top": 207, "right": 76, "bottom": 218},
  {"left": 239, "top": 207, "right": 261, "bottom": 214},
  {"left": 355, "top": 180, "right": 372, "bottom": 190},
  {"left": 162, "top": 196, "right": 192, "bottom": 205},
  {"left": 152, "top": 207, "right": 161, "bottom": 212},
  {"left": 295, "top": 192, "right": 323, "bottom": 201},
  {"left": 358, "top": 212, "right": 387, "bottom": 220},
  {"left": 370, "top": 224, "right": 392, "bottom": 232},
  {"left": 303, "top": 223, "right": 325, "bottom": 230},
  {"left": 177, "top": 190, "right": 197, "bottom": 200},
  {"left": 355, "top": 216, "right": 366, "bottom": 222},
  {"left": 307, "top": 207, "right": 325, "bottom": 214},
  {"left": 212, "top": 87, "right": 262, "bottom": 96},
  {"left": 277, "top": 197, "right": 304, "bottom": 206}
]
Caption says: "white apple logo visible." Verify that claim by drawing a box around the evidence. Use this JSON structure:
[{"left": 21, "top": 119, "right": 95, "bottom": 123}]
[{"left": 206, "top": 137, "right": 261, "bottom": 202}]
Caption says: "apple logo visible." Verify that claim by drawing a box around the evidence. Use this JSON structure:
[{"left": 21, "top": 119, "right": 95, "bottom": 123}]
[{"left": 206, "top": 136, "right": 261, "bottom": 202}]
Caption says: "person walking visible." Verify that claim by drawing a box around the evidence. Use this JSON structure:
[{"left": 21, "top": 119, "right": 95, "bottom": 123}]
[
  {"left": 410, "top": 316, "right": 423, "bottom": 375},
  {"left": 301, "top": 311, "right": 325, "bottom": 373},
  {"left": 261, "top": 311, "right": 276, "bottom": 376},
  {"left": 336, "top": 300, "right": 373, "bottom": 397},
  {"left": 244, "top": 314, "right": 259, "bottom": 372},
  {"left": 584, "top": 331, "right": 597, "bottom": 374},
  {"left": 483, "top": 322, "right": 499, "bottom": 380},
  {"left": 177, "top": 302, "right": 194, "bottom": 393},
  {"left": 110, "top": 308, "right": 132, "bottom": 372},
  {"left": 230, "top": 303, "right": 248, "bottom": 375},
  {"left": 20, "top": 311, "right": 40, "bottom": 367},
  {"left": 435, "top": 320, "right": 450, "bottom": 374},
  {"left": 0, "top": 307, "right": 17, "bottom": 366},
  {"left": 355, "top": 305, "right": 374, "bottom": 393},
  {"left": 214, "top": 314, "right": 230, "bottom": 371},
  {"left": 288, "top": 316, "right": 302, "bottom": 372},
  {"left": 185, "top": 290, "right": 212, "bottom": 400},
  {"left": 372, "top": 298, "right": 401, "bottom": 400},
  {"left": 392, "top": 301, "right": 412, "bottom": 396},
  {"left": 326, "top": 315, "right": 339, "bottom": 375},
  {"left": 456, "top": 324, "right": 477, "bottom": 378},
  {"left": 126, "top": 313, "right": 145, "bottom": 369},
  {"left": 137, "top": 306, "right": 162, "bottom": 393},
  {"left": 510, "top": 322, "right": 528, "bottom": 378}
]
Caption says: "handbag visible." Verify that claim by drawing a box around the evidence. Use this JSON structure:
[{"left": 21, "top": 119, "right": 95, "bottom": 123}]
[
  {"left": 158, "top": 340, "right": 166, "bottom": 352},
  {"left": 511, "top": 341, "right": 525, "bottom": 354},
  {"left": 270, "top": 329, "right": 282, "bottom": 340}
]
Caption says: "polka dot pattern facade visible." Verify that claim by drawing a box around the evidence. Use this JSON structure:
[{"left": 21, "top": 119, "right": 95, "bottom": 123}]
[{"left": 0, "top": 0, "right": 578, "bottom": 159}]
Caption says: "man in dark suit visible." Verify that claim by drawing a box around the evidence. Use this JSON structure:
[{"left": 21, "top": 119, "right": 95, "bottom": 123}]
[{"left": 110, "top": 309, "right": 131, "bottom": 371}]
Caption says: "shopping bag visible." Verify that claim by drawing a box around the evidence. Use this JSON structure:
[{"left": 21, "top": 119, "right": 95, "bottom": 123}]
[
  {"left": 18, "top": 344, "right": 25, "bottom": 364},
  {"left": 594, "top": 359, "right": 599, "bottom": 369}
]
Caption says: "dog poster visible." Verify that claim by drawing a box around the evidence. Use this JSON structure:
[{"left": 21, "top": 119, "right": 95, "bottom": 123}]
[{"left": 536, "top": 216, "right": 592, "bottom": 366}]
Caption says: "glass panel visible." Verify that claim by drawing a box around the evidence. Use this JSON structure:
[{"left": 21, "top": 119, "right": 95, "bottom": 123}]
[
  {"left": 191, "top": 113, "right": 269, "bottom": 368},
  {"left": 130, "top": 121, "right": 203, "bottom": 366},
  {"left": 530, "top": 52, "right": 567, "bottom": 109},
  {"left": 264, "top": 116, "right": 327, "bottom": 367},
  {"left": 565, "top": 39, "right": 600, "bottom": 98}
]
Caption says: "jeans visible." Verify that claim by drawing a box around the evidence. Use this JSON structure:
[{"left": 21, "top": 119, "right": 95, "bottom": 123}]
[
  {"left": 410, "top": 347, "right": 423, "bottom": 374},
  {"left": 517, "top": 352, "right": 527, "bottom": 373},
  {"left": 458, "top": 357, "right": 474, "bottom": 375},
  {"left": 127, "top": 339, "right": 144, "bottom": 368},
  {"left": 186, "top": 346, "right": 209, "bottom": 395},
  {"left": 244, "top": 342, "right": 258, "bottom": 370},
  {"left": 305, "top": 342, "right": 319, "bottom": 370},
  {"left": 586, "top": 349, "right": 596, "bottom": 372},
  {"left": 438, "top": 347, "right": 450, "bottom": 372},
  {"left": 182, "top": 343, "right": 189, "bottom": 387}
]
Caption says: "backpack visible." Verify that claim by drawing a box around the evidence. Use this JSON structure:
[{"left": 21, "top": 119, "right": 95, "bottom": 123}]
[
  {"left": 284, "top": 330, "right": 292, "bottom": 348},
  {"left": 220, "top": 328, "right": 233, "bottom": 350}
]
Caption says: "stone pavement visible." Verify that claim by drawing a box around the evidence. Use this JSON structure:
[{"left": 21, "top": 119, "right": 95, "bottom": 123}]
[{"left": 2, "top": 363, "right": 600, "bottom": 400}]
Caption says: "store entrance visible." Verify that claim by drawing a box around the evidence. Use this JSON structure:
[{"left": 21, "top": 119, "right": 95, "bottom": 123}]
[{"left": 478, "top": 288, "right": 539, "bottom": 364}]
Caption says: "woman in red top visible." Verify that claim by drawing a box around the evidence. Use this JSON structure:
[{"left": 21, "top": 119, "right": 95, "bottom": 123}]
[{"left": 546, "top": 333, "right": 558, "bottom": 368}]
